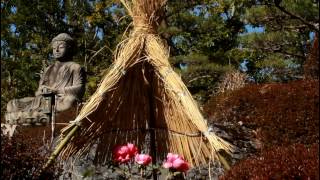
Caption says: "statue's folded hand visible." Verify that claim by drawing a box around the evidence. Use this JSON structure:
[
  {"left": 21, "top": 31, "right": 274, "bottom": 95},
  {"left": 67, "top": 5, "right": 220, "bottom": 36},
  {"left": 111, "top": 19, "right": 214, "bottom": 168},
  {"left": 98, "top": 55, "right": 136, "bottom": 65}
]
[
  {"left": 46, "top": 86, "right": 59, "bottom": 94},
  {"left": 38, "top": 85, "right": 58, "bottom": 94}
]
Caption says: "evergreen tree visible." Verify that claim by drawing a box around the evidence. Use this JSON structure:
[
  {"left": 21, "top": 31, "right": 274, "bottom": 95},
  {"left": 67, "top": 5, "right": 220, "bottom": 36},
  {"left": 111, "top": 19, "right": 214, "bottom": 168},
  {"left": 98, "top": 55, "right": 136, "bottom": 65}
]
[
  {"left": 159, "top": 0, "right": 252, "bottom": 103},
  {"left": 240, "top": 0, "right": 319, "bottom": 82},
  {"left": 2, "top": 0, "right": 318, "bottom": 114},
  {"left": 1, "top": 0, "right": 251, "bottom": 110},
  {"left": 1, "top": 0, "right": 128, "bottom": 115}
]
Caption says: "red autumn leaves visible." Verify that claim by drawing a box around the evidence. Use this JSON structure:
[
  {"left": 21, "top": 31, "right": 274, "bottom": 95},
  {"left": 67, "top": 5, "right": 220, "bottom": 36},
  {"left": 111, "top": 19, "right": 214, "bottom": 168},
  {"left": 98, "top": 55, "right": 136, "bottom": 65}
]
[{"left": 113, "top": 143, "right": 189, "bottom": 172}]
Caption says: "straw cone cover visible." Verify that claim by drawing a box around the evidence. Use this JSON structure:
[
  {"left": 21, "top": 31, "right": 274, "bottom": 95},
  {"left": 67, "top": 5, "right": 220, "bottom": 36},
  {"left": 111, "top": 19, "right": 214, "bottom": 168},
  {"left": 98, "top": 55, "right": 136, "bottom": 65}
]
[{"left": 59, "top": 0, "right": 234, "bottom": 167}]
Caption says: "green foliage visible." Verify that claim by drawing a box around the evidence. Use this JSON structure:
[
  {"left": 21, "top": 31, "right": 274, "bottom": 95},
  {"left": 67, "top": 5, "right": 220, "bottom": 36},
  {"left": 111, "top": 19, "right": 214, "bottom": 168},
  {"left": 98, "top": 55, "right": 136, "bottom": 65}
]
[
  {"left": 240, "top": 0, "right": 319, "bottom": 82},
  {"left": 162, "top": 0, "right": 249, "bottom": 103},
  {"left": 1, "top": 0, "right": 319, "bottom": 114},
  {"left": 1, "top": 0, "right": 248, "bottom": 111},
  {"left": 1, "top": 0, "right": 129, "bottom": 115},
  {"left": 1, "top": 58, "right": 42, "bottom": 115},
  {"left": 165, "top": 1, "right": 245, "bottom": 62}
]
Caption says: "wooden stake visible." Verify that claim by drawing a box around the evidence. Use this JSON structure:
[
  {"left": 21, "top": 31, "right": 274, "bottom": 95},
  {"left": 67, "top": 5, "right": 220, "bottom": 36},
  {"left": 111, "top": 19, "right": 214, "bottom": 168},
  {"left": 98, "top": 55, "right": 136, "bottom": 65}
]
[{"left": 146, "top": 65, "right": 158, "bottom": 180}]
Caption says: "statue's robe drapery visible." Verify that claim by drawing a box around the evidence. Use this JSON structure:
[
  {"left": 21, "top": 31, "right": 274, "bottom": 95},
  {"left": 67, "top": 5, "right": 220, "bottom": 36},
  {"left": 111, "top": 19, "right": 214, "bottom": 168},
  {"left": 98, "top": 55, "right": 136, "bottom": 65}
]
[{"left": 6, "top": 61, "right": 86, "bottom": 124}]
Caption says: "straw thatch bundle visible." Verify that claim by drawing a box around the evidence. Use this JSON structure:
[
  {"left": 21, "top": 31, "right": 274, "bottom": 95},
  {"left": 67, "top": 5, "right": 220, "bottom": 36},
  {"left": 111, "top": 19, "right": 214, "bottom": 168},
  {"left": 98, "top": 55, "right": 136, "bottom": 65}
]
[{"left": 59, "top": 0, "right": 234, "bottom": 167}]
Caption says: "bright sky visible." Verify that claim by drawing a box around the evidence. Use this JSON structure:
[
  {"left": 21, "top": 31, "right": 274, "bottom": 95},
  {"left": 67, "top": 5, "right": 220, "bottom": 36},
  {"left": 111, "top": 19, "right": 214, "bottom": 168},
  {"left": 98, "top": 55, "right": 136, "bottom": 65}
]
[{"left": 244, "top": 24, "right": 265, "bottom": 34}]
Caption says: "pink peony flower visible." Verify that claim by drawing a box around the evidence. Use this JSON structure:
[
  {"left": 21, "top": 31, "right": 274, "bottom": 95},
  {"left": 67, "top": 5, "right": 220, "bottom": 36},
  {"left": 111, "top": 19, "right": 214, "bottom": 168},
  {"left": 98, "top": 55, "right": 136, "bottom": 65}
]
[
  {"left": 127, "top": 143, "right": 139, "bottom": 156},
  {"left": 135, "top": 154, "right": 152, "bottom": 165},
  {"left": 113, "top": 143, "right": 139, "bottom": 163},
  {"left": 172, "top": 158, "right": 189, "bottom": 172},
  {"left": 115, "top": 153, "right": 131, "bottom": 163},
  {"left": 163, "top": 161, "right": 173, "bottom": 168},
  {"left": 167, "top": 153, "right": 181, "bottom": 163},
  {"left": 113, "top": 145, "right": 130, "bottom": 163},
  {"left": 162, "top": 153, "right": 190, "bottom": 172}
]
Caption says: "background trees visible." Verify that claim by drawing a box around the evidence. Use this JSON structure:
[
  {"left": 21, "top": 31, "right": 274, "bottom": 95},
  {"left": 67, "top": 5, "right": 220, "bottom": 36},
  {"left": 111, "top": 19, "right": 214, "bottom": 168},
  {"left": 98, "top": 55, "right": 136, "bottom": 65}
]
[
  {"left": 1, "top": 0, "right": 124, "bottom": 114},
  {"left": 240, "top": 0, "right": 319, "bottom": 82},
  {"left": 1, "top": 0, "right": 319, "bottom": 114}
]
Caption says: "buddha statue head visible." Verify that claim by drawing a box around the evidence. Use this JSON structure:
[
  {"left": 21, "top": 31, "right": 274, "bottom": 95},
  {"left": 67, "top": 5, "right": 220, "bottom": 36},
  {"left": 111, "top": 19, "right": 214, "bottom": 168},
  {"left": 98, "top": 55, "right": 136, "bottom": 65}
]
[{"left": 51, "top": 33, "right": 75, "bottom": 61}]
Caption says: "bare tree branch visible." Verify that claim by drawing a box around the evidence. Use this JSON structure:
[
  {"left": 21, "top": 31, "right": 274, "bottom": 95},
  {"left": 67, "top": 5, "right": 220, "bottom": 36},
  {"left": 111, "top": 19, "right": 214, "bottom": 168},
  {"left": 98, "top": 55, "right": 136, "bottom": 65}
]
[
  {"left": 188, "top": 75, "right": 212, "bottom": 83},
  {"left": 262, "top": 46, "right": 306, "bottom": 59},
  {"left": 274, "top": 0, "right": 319, "bottom": 32}
]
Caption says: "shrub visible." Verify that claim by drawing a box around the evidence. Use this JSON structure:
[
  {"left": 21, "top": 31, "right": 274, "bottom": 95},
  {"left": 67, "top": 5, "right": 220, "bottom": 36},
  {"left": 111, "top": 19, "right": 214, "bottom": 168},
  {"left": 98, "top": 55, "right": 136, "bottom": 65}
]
[
  {"left": 204, "top": 80, "right": 319, "bottom": 148},
  {"left": 221, "top": 143, "right": 319, "bottom": 180},
  {"left": 1, "top": 132, "right": 61, "bottom": 179}
]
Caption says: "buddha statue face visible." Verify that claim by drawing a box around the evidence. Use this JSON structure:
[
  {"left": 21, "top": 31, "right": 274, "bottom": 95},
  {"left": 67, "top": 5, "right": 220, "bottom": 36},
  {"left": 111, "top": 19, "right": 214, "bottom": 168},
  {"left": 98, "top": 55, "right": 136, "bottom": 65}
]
[{"left": 52, "top": 40, "right": 69, "bottom": 61}]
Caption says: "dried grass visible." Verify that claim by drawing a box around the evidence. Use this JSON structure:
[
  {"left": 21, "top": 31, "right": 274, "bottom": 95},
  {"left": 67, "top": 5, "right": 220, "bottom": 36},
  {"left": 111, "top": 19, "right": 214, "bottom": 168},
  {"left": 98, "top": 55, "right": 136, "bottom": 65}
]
[
  {"left": 215, "top": 70, "right": 247, "bottom": 95},
  {"left": 59, "top": 0, "right": 234, "bottom": 167}
]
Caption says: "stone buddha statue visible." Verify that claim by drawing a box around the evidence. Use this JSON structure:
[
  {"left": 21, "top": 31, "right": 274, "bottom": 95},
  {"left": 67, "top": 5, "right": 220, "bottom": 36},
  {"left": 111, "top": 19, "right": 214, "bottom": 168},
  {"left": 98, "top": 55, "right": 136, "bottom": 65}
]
[{"left": 5, "top": 33, "right": 86, "bottom": 125}]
